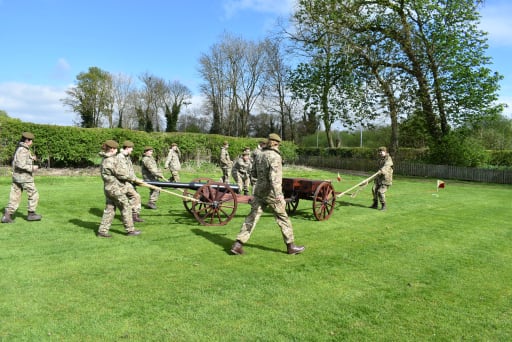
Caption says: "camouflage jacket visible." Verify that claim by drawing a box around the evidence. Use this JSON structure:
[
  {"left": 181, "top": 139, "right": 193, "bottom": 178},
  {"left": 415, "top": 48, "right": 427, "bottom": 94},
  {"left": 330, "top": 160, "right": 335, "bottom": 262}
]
[
  {"left": 231, "top": 156, "right": 252, "bottom": 177},
  {"left": 252, "top": 147, "right": 283, "bottom": 199},
  {"left": 116, "top": 151, "right": 136, "bottom": 179},
  {"left": 220, "top": 146, "right": 232, "bottom": 168},
  {"left": 164, "top": 148, "right": 181, "bottom": 171},
  {"left": 141, "top": 155, "right": 163, "bottom": 181},
  {"left": 12, "top": 142, "right": 35, "bottom": 183},
  {"left": 377, "top": 154, "right": 394, "bottom": 185},
  {"left": 100, "top": 151, "right": 136, "bottom": 196}
]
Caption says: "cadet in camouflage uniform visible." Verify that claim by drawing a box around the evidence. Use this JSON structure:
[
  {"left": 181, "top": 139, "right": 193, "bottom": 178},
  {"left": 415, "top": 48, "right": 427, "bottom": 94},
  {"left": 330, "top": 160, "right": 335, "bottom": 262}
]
[
  {"left": 97, "top": 140, "right": 142, "bottom": 237},
  {"left": 164, "top": 143, "right": 181, "bottom": 182},
  {"left": 370, "top": 146, "right": 394, "bottom": 211},
  {"left": 230, "top": 133, "right": 305, "bottom": 255},
  {"left": 141, "top": 146, "right": 165, "bottom": 209},
  {"left": 219, "top": 141, "right": 232, "bottom": 183},
  {"left": 250, "top": 140, "right": 266, "bottom": 192},
  {"left": 231, "top": 151, "right": 252, "bottom": 195},
  {"left": 117, "top": 141, "right": 144, "bottom": 222},
  {"left": 2, "top": 132, "right": 42, "bottom": 223}
]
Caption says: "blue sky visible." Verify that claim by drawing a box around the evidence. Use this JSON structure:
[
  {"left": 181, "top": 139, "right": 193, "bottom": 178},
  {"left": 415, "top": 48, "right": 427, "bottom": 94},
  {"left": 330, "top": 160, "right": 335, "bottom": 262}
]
[{"left": 0, "top": 0, "right": 511, "bottom": 126}]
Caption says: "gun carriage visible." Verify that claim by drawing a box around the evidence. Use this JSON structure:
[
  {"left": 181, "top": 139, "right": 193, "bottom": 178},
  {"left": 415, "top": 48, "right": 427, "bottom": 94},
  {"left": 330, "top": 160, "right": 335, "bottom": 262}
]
[{"left": 145, "top": 175, "right": 339, "bottom": 226}]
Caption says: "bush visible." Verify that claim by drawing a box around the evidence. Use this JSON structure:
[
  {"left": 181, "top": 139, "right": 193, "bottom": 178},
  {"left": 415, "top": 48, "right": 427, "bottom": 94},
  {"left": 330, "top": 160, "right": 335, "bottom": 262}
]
[{"left": 427, "top": 133, "right": 489, "bottom": 167}]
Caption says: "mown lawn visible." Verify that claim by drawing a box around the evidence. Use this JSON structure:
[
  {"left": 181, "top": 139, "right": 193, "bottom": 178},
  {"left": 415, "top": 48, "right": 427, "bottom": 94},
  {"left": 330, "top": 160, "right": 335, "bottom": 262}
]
[{"left": 0, "top": 165, "right": 511, "bottom": 341}]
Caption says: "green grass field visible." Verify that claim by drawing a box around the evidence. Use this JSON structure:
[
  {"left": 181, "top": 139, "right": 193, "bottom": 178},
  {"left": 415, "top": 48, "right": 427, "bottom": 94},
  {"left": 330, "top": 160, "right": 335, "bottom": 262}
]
[{"left": 0, "top": 165, "right": 511, "bottom": 341}]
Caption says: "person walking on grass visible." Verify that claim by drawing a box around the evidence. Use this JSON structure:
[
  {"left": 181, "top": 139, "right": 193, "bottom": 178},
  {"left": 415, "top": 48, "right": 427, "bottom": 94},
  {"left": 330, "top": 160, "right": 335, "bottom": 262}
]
[
  {"left": 164, "top": 143, "right": 181, "bottom": 182},
  {"left": 2, "top": 132, "right": 42, "bottom": 223},
  {"left": 219, "top": 140, "right": 232, "bottom": 183},
  {"left": 141, "top": 146, "right": 165, "bottom": 209},
  {"left": 97, "top": 140, "right": 142, "bottom": 238},
  {"left": 231, "top": 150, "right": 252, "bottom": 195},
  {"left": 370, "top": 146, "right": 394, "bottom": 211},
  {"left": 117, "top": 140, "right": 144, "bottom": 222},
  {"left": 230, "top": 133, "right": 305, "bottom": 255}
]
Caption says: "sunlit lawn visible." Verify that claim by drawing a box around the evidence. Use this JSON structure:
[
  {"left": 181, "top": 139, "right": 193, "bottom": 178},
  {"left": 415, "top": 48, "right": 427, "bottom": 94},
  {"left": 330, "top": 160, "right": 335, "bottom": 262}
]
[{"left": 0, "top": 165, "right": 511, "bottom": 341}]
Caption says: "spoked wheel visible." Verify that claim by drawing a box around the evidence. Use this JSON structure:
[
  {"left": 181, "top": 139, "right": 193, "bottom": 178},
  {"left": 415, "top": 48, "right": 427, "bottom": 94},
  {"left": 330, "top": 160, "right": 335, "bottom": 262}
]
[
  {"left": 312, "top": 181, "right": 336, "bottom": 221},
  {"left": 191, "top": 182, "right": 238, "bottom": 226},
  {"left": 183, "top": 177, "right": 214, "bottom": 214},
  {"left": 285, "top": 192, "right": 300, "bottom": 215}
]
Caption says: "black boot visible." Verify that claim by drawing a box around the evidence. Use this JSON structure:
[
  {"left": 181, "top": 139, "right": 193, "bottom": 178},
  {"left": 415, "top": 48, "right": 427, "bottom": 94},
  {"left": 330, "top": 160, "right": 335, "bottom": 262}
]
[
  {"left": 1, "top": 210, "right": 14, "bottom": 223},
  {"left": 370, "top": 200, "right": 378, "bottom": 209},
  {"left": 230, "top": 240, "right": 245, "bottom": 255},
  {"left": 243, "top": 190, "right": 249, "bottom": 196},
  {"left": 287, "top": 243, "right": 305, "bottom": 255},
  {"left": 380, "top": 203, "right": 387, "bottom": 211},
  {"left": 133, "top": 214, "right": 144, "bottom": 222},
  {"left": 27, "top": 211, "right": 42, "bottom": 221}
]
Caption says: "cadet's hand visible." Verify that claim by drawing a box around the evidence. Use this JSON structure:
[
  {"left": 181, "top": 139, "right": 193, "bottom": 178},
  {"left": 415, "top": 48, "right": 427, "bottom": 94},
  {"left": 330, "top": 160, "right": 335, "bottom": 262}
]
[
  {"left": 133, "top": 178, "right": 144, "bottom": 186},
  {"left": 33, "top": 165, "right": 39, "bottom": 172}
]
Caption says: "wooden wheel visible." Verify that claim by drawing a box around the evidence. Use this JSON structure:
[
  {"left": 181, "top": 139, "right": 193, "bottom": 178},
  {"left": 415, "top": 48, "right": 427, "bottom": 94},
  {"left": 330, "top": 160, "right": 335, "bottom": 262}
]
[
  {"left": 312, "top": 181, "right": 336, "bottom": 221},
  {"left": 183, "top": 177, "right": 214, "bottom": 214},
  {"left": 191, "top": 182, "right": 238, "bottom": 226},
  {"left": 285, "top": 192, "right": 300, "bottom": 215}
]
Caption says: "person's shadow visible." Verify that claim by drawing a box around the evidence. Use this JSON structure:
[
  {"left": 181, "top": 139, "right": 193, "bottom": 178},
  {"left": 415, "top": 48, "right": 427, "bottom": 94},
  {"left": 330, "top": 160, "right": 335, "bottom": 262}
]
[{"left": 191, "top": 228, "right": 283, "bottom": 254}]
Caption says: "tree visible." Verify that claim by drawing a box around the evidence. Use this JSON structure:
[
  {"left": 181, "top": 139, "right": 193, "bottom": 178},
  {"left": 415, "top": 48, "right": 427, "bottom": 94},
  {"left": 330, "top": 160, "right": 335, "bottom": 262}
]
[
  {"left": 165, "top": 80, "right": 192, "bottom": 132},
  {"left": 111, "top": 73, "right": 134, "bottom": 129},
  {"left": 62, "top": 66, "right": 113, "bottom": 128},
  {"left": 198, "top": 33, "right": 268, "bottom": 137},
  {"left": 291, "top": 0, "right": 504, "bottom": 152}
]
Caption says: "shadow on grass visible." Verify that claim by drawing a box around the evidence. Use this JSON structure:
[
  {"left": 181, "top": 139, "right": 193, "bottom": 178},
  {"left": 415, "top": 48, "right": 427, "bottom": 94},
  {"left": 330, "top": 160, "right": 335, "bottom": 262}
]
[{"left": 191, "top": 228, "right": 283, "bottom": 254}]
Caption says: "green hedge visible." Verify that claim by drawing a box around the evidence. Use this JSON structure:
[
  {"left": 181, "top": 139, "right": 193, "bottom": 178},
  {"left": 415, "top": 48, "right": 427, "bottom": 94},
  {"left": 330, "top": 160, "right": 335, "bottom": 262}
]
[{"left": 0, "top": 117, "right": 298, "bottom": 167}]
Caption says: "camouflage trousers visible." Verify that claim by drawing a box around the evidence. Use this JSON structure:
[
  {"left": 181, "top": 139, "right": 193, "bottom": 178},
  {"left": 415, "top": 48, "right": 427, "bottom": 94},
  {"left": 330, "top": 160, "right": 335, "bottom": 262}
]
[
  {"left": 221, "top": 167, "right": 231, "bottom": 183},
  {"left": 232, "top": 171, "right": 250, "bottom": 193},
  {"left": 236, "top": 195, "right": 295, "bottom": 245},
  {"left": 5, "top": 181, "right": 39, "bottom": 214},
  {"left": 125, "top": 183, "right": 141, "bottom": 214},
  {"left": 372, "top": 180, "right": 389, "bottom": 204},
  {"left": 98, "top": 193, "right": 135, "bottom": 234},
  {"left": 148, "top": 187, "right": 160, "bottom": 204},
  {"left": 169, "top": 171, "right": 180, "bottom": 182}
]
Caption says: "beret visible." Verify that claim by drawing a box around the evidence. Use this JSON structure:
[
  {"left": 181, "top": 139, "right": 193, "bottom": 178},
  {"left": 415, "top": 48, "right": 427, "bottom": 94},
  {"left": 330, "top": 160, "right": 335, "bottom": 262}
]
[
  {"left": 268, "top": 133, "right": 281, "bottom": 142},
  {"left": 123, "top": 140, "right": 134, "bottom": 148},
  {"left": 104, "top": 140, "right": 119, "bottom": 149},
  {"left": 144, "top": 146, "right": 153, "bottom": 152},
  {"left": 22, "top": 132, "right": 35, "bottom": 140}
]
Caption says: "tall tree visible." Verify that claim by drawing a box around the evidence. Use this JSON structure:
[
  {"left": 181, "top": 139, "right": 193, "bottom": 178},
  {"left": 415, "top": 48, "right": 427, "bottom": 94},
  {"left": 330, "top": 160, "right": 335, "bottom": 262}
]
[
  {"left": 291, "top": 0, "right": 503, "bottom": 150},
  {"left": 62, "top": 66, "right": 113, "bottom": 128},
  {"left": 198, "top": 33, "right": 268, "bottom": 137},
  {"left": 165, "top": 80, "right": 192, "bottom": 132}
]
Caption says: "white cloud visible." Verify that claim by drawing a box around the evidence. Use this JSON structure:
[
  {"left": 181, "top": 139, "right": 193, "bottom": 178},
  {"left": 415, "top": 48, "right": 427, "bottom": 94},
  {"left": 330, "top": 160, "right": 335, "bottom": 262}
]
[
  {"left": 223, "top": 0, "right": 296, "bottom": 18},
  {"left": 0, "top": 82, "right": 75, "bottom": 126}
]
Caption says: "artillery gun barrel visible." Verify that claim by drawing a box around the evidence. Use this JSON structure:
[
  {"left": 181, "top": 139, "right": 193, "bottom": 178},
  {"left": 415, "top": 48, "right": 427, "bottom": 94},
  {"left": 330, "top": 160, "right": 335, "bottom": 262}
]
[{"left": 145, "top": 181, "right": 240, "bottom": 193}]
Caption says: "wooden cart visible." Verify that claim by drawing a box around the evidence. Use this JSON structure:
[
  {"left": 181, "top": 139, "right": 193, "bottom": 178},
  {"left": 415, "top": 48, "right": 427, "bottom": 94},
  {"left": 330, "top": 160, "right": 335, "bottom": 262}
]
[{"left": 146, "top": 176, "right": 338, "bottom": 226}]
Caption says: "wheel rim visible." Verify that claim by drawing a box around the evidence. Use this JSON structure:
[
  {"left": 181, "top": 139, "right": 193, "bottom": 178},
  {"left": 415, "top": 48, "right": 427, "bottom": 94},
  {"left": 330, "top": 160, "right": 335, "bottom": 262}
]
[
  {"left": 183, "top": 177, "right": 214, "bottom": 214},
  {"left": 286, "top": 192, "right": 299, "bottom": 215},
  {"left": 312, "top": 182, "right": 336, "bottom": 221},
  {"left": 192, "top": 182, "right": 238, "bottom": 226}
]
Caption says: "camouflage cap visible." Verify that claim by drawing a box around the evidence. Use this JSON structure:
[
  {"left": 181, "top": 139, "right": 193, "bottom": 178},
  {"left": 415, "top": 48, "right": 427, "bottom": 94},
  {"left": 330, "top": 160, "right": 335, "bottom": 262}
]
[
  {"left": 144, "top": 146, "right": 153, "bottom": 152},
  {"left": 268, "top": 133, "right": 281, "bottom": 142},
  {"left": 242, "top": 151, "right": 250, "bottom": 156},
  {"left": 22, "top": 132, "right": 35, "bottom": 140},
  {"left": 123, "top": 140, "right": 134, "bottom": 148},
  {"left": 223, "top": 140, "right": 229, "bottom": 145},
  {"left": 104, "top": 140, "right": 119, "bottom": 149},
  {"left": 171, "top": 143, "right": 178, "bottom": 147},
  {"left": 378, "top": 146, "right": 387, "bottom": 152}
]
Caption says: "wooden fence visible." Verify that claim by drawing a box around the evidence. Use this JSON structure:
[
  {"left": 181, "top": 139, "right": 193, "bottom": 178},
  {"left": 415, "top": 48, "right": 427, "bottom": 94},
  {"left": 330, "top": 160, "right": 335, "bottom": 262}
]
[{"left": 294, "top": 156, "right": 512, "bottom": 184}]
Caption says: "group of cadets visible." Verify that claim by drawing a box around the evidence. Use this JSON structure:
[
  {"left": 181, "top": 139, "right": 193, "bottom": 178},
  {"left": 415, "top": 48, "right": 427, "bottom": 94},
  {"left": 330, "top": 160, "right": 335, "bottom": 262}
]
[
  {"left": 1, "top": 131, "right": 392, "bottom": 256},
  {"left": 222, "top": 139, "right": 266, "bottom": 196}
]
